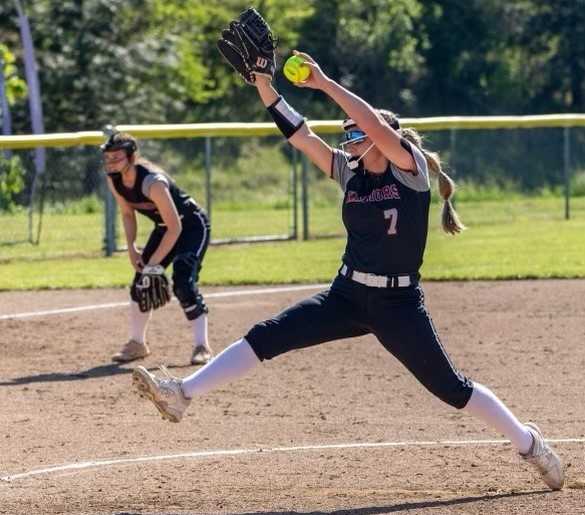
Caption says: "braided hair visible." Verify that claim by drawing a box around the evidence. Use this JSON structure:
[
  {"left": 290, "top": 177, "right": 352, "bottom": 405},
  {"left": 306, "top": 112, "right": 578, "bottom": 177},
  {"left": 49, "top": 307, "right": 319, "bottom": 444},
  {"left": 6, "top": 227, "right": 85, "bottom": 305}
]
[{"left": 378, "top": 109, "right": 465, "bottom": 235}]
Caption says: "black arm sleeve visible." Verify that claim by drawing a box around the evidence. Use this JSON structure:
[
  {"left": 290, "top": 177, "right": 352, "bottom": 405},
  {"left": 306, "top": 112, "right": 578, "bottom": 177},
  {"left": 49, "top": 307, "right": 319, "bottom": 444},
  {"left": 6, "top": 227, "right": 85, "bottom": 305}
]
[{"left": 267, "top": 96, "right": 305, "bottom": 139}]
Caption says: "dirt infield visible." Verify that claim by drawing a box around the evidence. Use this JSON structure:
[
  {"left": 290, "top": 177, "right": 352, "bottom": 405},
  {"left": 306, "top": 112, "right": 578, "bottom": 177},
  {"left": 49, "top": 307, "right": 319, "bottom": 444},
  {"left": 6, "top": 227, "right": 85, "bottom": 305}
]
[{"left": 2, "top": 280, "right": 585, "bottom": 514}]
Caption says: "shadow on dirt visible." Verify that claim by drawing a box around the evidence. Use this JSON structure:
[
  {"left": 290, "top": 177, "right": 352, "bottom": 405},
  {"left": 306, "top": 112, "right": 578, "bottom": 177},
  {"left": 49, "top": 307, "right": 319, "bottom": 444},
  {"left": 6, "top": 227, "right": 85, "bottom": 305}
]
[
  {"left": 0, "top": 362, "right": 193, "bottom": 385},
  {"left": 236, "top": 489, "right": 549, "bottom": 514}
]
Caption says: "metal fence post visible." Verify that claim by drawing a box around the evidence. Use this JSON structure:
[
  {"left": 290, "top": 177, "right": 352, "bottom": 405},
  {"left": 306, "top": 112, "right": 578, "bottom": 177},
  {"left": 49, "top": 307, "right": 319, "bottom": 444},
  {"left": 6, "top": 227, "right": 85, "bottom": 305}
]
[
  {"left": 449, "top": 128, "right": 457, "bottom": 207},
  {"left": 563, "top": 126, "right": 571, "bottom": 220},
  {"left": 449, "top": 128, "right": 457, "bottom": 174},
  {"left": 301, "top": 153, "right": 309, "bottom": 240},
  {"left": 205, "top": 137, "right": 212, "bottom": 222},
  {"left": 291, "top": 147, "right": 298, "bottom": 239},
  {"left": 103, "top": 180, "right": 117, "bottom": 256}
]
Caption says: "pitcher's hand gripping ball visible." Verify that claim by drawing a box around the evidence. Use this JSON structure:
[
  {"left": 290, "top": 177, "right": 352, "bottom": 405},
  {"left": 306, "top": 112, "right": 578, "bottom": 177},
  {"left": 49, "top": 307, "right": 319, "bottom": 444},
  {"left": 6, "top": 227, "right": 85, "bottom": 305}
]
[
  {"left": 136, "top": 265, "right": 171, "bottom": 312},
  {"left": 217, "top": 7, "right": 277, "bottom": 84},
  {"left": 283, "top": 55, "right": 311, "bottom": 83}
]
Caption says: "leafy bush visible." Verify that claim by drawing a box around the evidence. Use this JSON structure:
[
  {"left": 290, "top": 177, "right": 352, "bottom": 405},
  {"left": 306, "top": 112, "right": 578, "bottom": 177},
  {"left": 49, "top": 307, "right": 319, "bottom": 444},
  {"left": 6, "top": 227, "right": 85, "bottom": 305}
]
[
  {"left": 571, "top": 171, "right": 585, "bottom": 197},
  {"left": 0, "top": 155, "right": 25, "bottom": 212}
]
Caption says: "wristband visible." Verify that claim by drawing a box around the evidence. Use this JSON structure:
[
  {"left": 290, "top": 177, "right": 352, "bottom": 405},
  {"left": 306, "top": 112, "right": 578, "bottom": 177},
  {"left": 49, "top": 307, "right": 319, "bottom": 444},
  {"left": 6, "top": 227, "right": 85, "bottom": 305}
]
[{"left": 267, "top": 96, "right": 305, "bottom": 139}]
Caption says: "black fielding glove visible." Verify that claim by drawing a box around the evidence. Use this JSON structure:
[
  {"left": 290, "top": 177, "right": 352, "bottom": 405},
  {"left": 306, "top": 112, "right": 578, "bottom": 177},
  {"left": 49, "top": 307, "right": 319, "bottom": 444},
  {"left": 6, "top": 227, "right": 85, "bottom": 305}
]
[
  {"left": 217, "top": 7, "right": 277, "bottom": 84},
  {"left": 136, "top": 265, "right": 171, "bottom": 312}
]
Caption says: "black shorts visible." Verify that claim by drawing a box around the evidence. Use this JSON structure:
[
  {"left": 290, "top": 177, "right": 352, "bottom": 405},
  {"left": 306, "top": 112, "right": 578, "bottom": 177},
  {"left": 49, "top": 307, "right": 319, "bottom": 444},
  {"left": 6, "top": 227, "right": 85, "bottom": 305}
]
[{"left": 245, "top": 275, "right": 473, "bottom": 409}]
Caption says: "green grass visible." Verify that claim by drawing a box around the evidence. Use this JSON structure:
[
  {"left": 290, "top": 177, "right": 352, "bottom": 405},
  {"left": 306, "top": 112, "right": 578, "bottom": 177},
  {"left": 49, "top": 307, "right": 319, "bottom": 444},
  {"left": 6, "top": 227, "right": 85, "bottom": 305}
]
[
  {"left": 1, "top": 196, "right": 585, "bottom": 290},
  {"left": 0, "top": 206, "right": 296, "bottom": 261}
]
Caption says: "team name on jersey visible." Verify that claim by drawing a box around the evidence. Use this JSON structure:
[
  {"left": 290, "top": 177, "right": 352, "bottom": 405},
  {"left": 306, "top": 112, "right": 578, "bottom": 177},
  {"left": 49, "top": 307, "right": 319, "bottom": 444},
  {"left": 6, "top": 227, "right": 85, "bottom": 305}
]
[{"left": 346, "top": 184, "right": 401, "bottom": 204}]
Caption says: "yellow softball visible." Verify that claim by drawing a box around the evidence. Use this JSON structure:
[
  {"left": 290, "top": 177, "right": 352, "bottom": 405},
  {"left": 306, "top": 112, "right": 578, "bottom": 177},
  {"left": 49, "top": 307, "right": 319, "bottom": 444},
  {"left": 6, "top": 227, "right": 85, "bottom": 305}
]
[{"left": 283, "top": 55, "right": 311, "bottom": 83}]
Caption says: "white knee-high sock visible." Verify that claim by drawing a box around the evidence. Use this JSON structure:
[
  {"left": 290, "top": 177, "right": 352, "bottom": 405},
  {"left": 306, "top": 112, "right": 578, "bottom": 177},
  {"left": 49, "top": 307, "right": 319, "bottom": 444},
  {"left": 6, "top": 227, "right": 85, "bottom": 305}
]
[
  {"left": 463, "top": 382, "right": 533, "bottom": 454},
  {"left": 129, "top": 301, "right": 151, "bottom": 343},
  {"left": 190, "top": 314, "right": 209, "bottom": 348},
  {"left": 181, "top": 338, "right": 260, "bottom": 398}
]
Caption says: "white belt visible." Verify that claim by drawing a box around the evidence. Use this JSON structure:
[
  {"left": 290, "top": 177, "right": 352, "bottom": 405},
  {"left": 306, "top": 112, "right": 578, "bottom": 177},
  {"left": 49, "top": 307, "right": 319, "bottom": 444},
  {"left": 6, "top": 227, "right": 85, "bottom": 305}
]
[{"left": 340, "top": 264, "right": 413, "bottom": 288}]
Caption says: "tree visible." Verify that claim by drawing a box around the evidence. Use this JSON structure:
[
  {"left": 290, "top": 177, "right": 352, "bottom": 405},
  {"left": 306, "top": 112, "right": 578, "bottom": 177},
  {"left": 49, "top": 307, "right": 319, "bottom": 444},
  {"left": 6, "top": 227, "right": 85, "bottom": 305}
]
[
  {"left": 0, "top": 44, "right": 27, "bottom": 212},
  {"left": 293, "top": 0, "right": 427, "bottom": 118},
  {"left": 0, "top": 43, "right": 28, "bottom": 104},
  {"left": 507, "top": 0, "right": 585, "bottom": 112},
  {"left": 416, "top": 0, "right": 526, "bottom": 115},
  {"left": 145, "top": 0, "right": 314, "bottom": 123}
]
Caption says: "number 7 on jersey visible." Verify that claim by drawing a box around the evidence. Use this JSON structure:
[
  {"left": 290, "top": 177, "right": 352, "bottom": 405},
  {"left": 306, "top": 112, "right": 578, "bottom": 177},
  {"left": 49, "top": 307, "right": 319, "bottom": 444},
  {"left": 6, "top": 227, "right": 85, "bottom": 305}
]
[{"left": 384, "top": 208, "right": 398, "bottom": 236}]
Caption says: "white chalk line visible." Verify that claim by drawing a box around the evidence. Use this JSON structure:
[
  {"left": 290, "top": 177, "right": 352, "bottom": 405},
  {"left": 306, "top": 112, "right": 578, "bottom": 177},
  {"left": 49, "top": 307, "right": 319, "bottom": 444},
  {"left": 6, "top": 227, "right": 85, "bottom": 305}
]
[
  {"left": 0, "top": 283, "right": 329, "bottom": 320},
  {"left": 2, "top": 287, "right": 583, "bottom": 484},
  {"left": 2, "top": 437, "right": 583, "bottom": 483}
]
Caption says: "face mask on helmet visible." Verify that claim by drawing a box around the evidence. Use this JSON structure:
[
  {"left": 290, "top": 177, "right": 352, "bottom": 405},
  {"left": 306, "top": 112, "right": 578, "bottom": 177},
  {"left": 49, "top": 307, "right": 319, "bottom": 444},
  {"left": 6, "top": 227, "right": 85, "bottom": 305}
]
[
  {"left": 101, "top": 130, "right": 138, "bottom": 175},
  {"left": 339, "top": 119, "right": 375, "bottom": 170}
]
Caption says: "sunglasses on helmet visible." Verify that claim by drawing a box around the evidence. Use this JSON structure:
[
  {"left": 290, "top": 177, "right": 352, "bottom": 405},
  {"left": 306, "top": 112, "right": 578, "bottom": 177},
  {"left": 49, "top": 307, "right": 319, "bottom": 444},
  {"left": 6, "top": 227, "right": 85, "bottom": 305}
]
[{"left": 341, "top": 130, "right": 367, "bottom": 144}]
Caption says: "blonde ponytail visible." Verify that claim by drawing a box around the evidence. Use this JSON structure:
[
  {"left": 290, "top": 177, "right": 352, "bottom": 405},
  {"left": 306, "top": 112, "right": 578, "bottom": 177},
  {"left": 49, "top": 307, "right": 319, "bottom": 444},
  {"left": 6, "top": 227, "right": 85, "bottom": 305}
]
[{"left": 400, "top": 126, "right": 465, "bottom": 235}]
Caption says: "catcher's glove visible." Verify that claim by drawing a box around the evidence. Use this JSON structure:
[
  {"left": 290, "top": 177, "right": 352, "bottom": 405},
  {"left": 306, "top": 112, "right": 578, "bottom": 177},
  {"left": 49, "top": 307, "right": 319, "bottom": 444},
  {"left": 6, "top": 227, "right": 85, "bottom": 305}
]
[
  {"left": 136, "top": 265, "right": 171, "bottom": 313},
  {"left": 217, "top": 7, "right": 277, "bottom": 84}
]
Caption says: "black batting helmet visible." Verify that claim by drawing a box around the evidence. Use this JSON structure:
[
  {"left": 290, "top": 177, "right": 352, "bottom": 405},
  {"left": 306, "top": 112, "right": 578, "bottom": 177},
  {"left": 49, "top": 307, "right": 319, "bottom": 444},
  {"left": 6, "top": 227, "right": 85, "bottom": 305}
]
[{"left": 100, "top": 128, "right": 138, "bottom": 157}]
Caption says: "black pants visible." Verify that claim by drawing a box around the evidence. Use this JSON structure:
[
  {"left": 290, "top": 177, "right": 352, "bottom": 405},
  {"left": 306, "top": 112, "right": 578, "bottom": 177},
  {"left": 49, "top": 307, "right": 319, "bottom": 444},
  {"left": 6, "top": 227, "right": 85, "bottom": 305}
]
[
  {"left": 245, "top": 275, "right": 473, "bottom": 409},
  {"left": 141, "top": 220, "right": 210, "bottom": 269},
  {"left": 136, "top": 211, "right": 211, "bottom": 319}
]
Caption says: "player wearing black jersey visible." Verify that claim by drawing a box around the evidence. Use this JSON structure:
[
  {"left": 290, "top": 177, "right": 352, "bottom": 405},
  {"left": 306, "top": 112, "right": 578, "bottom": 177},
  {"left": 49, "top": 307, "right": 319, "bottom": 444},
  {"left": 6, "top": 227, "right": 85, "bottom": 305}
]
[
  {"left": 101, "top": 131, "right": 212, "bottom": 366},
  {"left": 133, "top": 52, "right": 564, "bottom": 490}
]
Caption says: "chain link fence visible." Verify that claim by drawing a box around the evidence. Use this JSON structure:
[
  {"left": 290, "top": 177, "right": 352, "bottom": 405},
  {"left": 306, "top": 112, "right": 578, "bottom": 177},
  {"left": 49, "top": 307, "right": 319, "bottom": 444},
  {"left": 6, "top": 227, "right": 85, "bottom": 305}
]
[
  {"left": 1, "top": 120, "right": 584, "bottom": 262},
  {"left": 0, "top": 135, "right": 301, "bottom": 261}
]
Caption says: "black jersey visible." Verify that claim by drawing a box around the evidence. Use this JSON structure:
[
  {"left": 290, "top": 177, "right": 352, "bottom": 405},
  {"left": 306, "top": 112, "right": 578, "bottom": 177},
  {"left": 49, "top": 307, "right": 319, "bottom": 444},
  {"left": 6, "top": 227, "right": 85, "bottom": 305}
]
[
  {"left": 109, "top": 163, "right": 204, "bottom": 227},
  {"left": 331, "top": 141, "right": 431, "bottom": 276}
]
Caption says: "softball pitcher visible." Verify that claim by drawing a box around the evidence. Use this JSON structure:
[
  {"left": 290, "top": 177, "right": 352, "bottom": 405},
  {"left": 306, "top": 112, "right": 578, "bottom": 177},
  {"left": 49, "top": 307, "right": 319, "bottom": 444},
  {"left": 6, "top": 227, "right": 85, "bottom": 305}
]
[
  {"left": 101, "top": 131, "right": 212, "bottom": 366},
  {"left": 132, "top": 9, "right": 564, "bottom": 491}
]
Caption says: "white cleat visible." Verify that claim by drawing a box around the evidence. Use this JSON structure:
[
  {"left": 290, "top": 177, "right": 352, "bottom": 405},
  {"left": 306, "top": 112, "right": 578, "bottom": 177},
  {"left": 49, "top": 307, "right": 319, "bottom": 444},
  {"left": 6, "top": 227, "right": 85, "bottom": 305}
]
[
  {"left": 521, "top": 422, "right": 565, "bottom": 491},
  {"left": 132, "top": 365, "right": 191, "bottom": 423}
]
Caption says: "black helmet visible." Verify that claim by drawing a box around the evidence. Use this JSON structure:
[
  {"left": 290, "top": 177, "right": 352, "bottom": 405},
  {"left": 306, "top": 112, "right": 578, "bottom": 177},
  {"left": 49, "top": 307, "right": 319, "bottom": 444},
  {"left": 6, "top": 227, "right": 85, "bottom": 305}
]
[{"left": 100, "top": 126, "right": 138, "bottom": 156}]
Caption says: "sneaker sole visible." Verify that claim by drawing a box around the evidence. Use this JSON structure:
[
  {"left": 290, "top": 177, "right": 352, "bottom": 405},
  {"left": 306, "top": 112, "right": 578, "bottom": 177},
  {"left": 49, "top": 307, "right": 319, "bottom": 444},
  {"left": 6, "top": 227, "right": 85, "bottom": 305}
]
[
  {"left": 112, "top": 351, "right": 151, "bottom": 363},
  {"left": 132, "top": 368, "right": 180, "bottom": 423}
]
